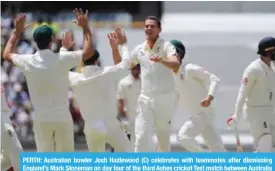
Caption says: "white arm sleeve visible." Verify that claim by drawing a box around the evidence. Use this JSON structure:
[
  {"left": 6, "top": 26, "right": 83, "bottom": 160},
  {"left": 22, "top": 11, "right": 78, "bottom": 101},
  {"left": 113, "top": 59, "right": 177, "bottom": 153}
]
[
  {"left": 59, "top": 50, "right": 83, "bottom": 69},
  {"left": 119, "top": 44, "right": 139, "bottom": 70},
  {"left": 117, "top": 80, "right": 126, "bottom": 100},
  {"left": 234, "top": 67, "right": 257, "bottom": 120},
  {"left": 165, "top": 42, "right": 177, "bottom": 58},
  {"left": 188, "top": 64, "right": 220, "bottom": 97},
  {"left": 11, "top": 54, "right": 31, "bottom": 71}
]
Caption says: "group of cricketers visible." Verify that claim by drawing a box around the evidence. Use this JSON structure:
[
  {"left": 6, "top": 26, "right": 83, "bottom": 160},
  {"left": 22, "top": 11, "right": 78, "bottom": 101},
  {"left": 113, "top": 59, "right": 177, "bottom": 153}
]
[{"left": 1, "top": 8, "right": 275, "bottom": 171}]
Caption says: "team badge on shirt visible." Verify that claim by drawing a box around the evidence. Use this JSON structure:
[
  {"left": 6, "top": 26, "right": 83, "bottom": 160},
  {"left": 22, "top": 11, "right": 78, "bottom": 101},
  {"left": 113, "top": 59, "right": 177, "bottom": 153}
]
[{"left": 242, "top": 77, "right": 248, "bottom": 85}]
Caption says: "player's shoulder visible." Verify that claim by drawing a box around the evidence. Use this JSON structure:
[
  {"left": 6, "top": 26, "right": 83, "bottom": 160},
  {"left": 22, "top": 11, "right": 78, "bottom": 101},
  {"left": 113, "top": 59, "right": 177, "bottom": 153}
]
[
  {"left": 119, "top": 75, "right": 132, "bottom": 86},
  {"left": 244, "top": 59, "right": 262, "bottom": 74}
]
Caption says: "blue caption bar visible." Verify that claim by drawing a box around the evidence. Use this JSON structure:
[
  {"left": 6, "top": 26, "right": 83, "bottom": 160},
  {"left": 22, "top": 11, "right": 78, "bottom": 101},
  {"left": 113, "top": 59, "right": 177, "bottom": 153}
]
[{"left": 21, "top": 153, "right": 274, "bottom": 171}]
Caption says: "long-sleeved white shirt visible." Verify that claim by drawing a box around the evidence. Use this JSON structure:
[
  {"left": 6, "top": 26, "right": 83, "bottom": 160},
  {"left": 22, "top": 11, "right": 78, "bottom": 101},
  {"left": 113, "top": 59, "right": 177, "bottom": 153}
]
[
  {"left": 68, "top": 64, "right": 127, "bottom": 131},
  {"left": 175, "top": 63, "right": 220, "bottom": 114},
  {"left": 120, "top": 38, "right": 177, "bottom": 97},
  {"left": 234, "top": 59, "right": 275, "bottom": 119}
]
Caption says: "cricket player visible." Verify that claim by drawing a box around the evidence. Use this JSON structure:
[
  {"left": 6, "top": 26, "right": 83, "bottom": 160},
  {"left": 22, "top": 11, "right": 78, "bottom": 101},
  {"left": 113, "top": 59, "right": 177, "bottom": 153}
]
[
  {"left": 119, "top": 16, "right": 180, "bottom": 152},
  {"left": 1, "top": 86, "right": 23, "bottom": 171},
  {"left": 171, "top": 40, "right": 226, "bottom": 152},
  {"left": 2, "top": 9, "right": 93, "bottom": 152},
  {"left": 117, "top": 64, "right": 141, "bottom": 143},
  {"left": 227, "top": 37, "right": 275, "bottom": 152},
  {"left": 62, "top": 30, "right": 133, "bottom": 152}
]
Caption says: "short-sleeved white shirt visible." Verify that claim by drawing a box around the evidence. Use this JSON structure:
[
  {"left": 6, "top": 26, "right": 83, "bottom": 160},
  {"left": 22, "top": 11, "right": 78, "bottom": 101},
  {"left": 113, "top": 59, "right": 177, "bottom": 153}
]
[
  {"left": 11, "top": 49, "right": 83, "bottom": 122},
  {"left": 117, "top": 74, "right": 141, "bottom": 119},
  {"left": 128, "top": 38, "right": 177, "bottom": 96}
]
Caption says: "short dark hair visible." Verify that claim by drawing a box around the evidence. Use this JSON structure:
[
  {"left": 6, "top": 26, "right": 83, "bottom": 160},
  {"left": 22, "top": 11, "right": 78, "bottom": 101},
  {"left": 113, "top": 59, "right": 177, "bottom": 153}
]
[
  {"left": 33, "top": 25, "right": 53, "bottom": 49},
  {"left": 144, "top": 16, "right": 161, "bottom": 28},
  {"left": 83, "top": 49, "right": 100, "bottom": 66}
]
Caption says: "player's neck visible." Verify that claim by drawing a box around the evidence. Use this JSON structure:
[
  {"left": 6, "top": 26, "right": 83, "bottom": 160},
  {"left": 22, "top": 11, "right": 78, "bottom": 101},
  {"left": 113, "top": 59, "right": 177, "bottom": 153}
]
[
  {"left": 260, "top": 56, "right": 271, "bottom": 67},
  {"left": 147, "top": 37, "right": 159, "bottom": 49},
  {"left": 132, "top": 74, "right": 139, "bottom": 80}
]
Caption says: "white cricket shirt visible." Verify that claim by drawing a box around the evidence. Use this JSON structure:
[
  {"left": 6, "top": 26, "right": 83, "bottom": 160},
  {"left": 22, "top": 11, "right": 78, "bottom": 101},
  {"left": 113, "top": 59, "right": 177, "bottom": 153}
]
[
  {"left": 11, "top": 49, "right": 83, "bottom": 122},
  {"left": 117, "top": 74, "right": 141, "bottom": 119},
  {"left": 69, "top": 64, "right": 127, "bottom": 131},
  {"left": 175, "top": 62, "right": 220, "bottom": 114},
  {"left": 234, "top": 59, "right": 275, "bottom": 117},
  {"left": 121, "top": 38, "right": 177, "bottom": 97}
]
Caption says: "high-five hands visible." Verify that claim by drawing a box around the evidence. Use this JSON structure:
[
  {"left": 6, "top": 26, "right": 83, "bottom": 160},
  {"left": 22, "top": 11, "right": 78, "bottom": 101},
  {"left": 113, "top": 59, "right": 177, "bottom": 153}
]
[{"left": 73, "top": 8, "right": 89, "bottom": 29}]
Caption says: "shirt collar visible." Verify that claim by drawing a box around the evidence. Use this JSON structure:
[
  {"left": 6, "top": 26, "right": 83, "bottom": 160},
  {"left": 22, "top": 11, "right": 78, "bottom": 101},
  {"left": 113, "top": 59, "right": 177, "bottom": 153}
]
[
  {"left": 143, "top": 37, "right": 163, "bottom": 51},
  {"left": 259, "top": 58, "right": 272, "bottom": 71},
  {"left": 36, "top": 49, "right": 52, "bottom": 55}
]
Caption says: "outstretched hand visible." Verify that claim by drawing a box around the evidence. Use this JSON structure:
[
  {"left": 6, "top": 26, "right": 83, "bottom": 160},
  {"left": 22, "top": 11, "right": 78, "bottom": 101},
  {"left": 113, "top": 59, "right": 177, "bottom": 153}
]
[
  {"left": 107, "top": 32, "right": 118, "bottom": 49},
  {"left": 14, "top": 14, "right": 31, "bottom": 35},
  {"left": 73, "top": 8, "right": 89, "bottom": 28},
  {"left": 62, "top": 31, "right": 75, "bottom": 50},
  {"left": 114, "top": 28, "right": 127, "bottom": 45}
]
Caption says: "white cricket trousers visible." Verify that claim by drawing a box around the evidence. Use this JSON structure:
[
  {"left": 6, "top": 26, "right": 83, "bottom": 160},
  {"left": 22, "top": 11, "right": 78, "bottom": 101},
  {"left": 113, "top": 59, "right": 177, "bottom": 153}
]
[
  {"left": 123, "top": 114, "right": 136, "bottom": 145},
  {"left": 85, "top": 118, "right": 133, "bottom": 152},
  {"left": 33, "top": 120, "right": 74, "bottom": 152},
  {"left": 1, "top": 121, "right": 23, "bottom": 171},
  {"left": 135, "top": 91, "right": 177, "bottom": 152},
  {"left": 244, "top": 106, "right": 275, "bottom": 152},
  {"left": 177, "top": 112, "right": 226, "bottom": 152}
]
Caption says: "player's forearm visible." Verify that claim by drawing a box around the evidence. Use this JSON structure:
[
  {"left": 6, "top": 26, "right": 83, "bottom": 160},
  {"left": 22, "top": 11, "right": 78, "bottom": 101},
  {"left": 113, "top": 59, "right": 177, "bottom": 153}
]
[
  {"left": 118, "top": 99, "right": 127, "bottom": 116},
  {"left": 119, "top": 44, "right": 132, "bottom": 69},
  {"left": 82, "top": 27, "right": 93, "bottom": 61},
  {"left": 234, "top": 86, "right": 248, "bottom": 120},
  {"left": 160, "top": 58, "right": 180, "bottom": 72},
  {"left": 3, "top": 30, "right": 20, "bottom": 63},
  {"left": 111, "top": 46, "right": 121, "bottom": 65},
  {"left": 208, "top": 75, "right": 220, "bottom": 97}
]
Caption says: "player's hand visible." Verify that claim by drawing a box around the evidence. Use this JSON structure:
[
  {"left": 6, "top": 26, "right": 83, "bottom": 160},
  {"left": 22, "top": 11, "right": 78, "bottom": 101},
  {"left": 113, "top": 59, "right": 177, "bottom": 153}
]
[
  {"left": 114, "top": 28, "right": 127, "bottom": 45},
  {"left": 14, "top": 14, "right": 30, "bottom": 35},
  {"left": 61, "top": 31, "right": 75, "bottom": 50},
  {"left": 73, "top": 8, "right": 89, "bottom": 28},
  {"left": 200, "top": 95, "right": 213, "bottom": 107},
  {"left": 150, "top": 55, "right": 162, "bottom": 62},
  {"left": 107, "top": 32, "right": 118, "bottom": 49},
  {"left": 227, "top": 114, "right": 237, "bottom": 128}
]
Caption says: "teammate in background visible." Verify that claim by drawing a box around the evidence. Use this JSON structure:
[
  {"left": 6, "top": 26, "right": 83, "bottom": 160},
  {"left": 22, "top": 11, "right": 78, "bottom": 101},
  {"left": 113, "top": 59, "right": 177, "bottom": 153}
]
[
  {"left": 62, "top": 28, "right": 133, "bottom": 152},
  {"left": 1, "top": 85, "right": 23, "bottom": 171},
  {"left": 2, "top": 9, "right": 93, "bottom": 152},
  {"left": 227, "top": 37, "right": 275, "bottom": 152},
  {"left": 118, "top": 16, "right": 180, "bottom": 152},
  {"left": 117, "top": 64, "right": 141, "bottom": 143},
  {"left": 172, "top": 40, "right": 226, "bottom": 152}
]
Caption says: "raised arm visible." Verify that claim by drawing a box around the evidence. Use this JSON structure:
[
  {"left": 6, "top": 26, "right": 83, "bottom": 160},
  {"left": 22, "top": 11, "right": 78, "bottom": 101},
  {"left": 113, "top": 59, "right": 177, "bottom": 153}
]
[
  {"left": 73, "top": 8, "right": 93, "bottom": 61},
  {"left": 107, "top": 31, "right": 121, "bottom": 65},
  {"left": 3, "top": 14, "right": 30, "bottom": 65}
]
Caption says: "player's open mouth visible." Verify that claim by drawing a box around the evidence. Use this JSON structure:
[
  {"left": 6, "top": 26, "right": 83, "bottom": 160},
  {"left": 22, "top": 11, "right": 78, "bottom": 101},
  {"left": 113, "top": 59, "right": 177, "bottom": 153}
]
[{"left": 146, "top": 32, "right": 152, "bottom": 36}]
